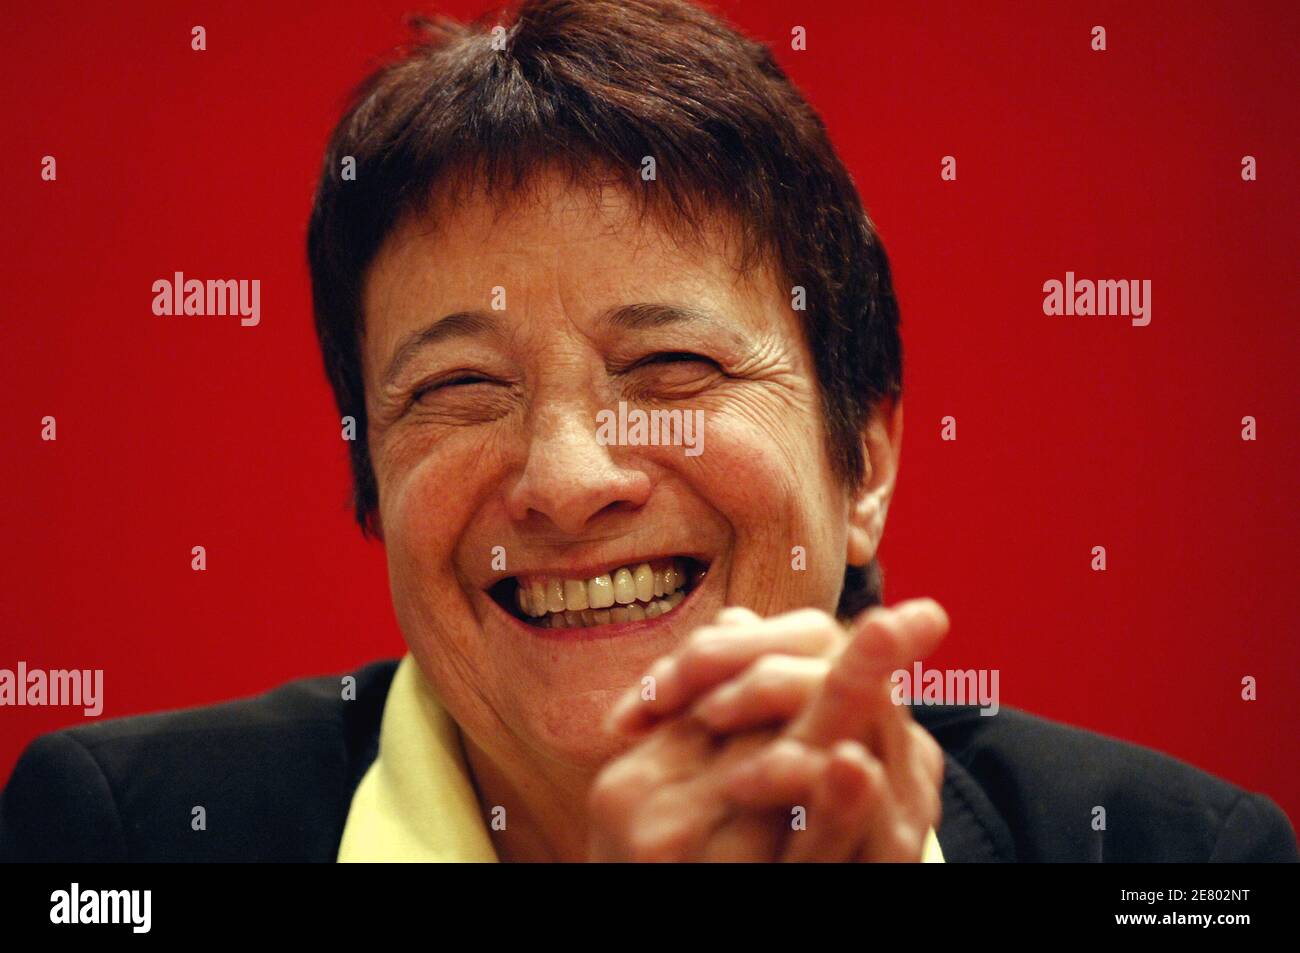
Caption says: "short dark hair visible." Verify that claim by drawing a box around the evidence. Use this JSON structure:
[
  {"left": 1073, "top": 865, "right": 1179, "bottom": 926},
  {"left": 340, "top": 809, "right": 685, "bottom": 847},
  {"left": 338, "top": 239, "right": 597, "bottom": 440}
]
[{"left": 307, "top": 0, "right": 902, "bottom": 617}]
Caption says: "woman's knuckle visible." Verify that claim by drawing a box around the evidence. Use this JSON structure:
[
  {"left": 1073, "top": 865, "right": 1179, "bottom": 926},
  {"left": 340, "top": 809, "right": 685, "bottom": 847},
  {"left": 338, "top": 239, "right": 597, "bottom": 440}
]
[
  {"left": 590, "top": 761, "right": 650, "bottom": 812},
  {"left": 627, "top": 821, "right": 693, "bottom": 863},
  {"left": 860, "top": 757, "right": 888, "bottom": 799},
  {"left": 748, "top": 654, "right": 789, "bottom": 688},
  {"left": 884, "top": 821, "right": 920, "bottom": 862},
  {"left": 806, "top": 611, "right": 844, "bottom": 647},
  {"left": 873, "top": 618, "right": 906, "bottom": 658}
]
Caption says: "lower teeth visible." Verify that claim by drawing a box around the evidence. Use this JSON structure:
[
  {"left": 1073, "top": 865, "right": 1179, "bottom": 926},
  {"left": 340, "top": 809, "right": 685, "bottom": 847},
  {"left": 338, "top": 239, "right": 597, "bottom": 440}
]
[{"left": 543, "top": 589, "right": 686, "bottom": 628}]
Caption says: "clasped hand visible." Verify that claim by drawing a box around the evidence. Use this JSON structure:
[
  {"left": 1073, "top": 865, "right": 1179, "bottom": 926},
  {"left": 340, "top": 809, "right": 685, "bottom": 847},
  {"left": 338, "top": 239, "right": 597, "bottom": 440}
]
[{"left": 588, "top": 599, "right": 949, "bottom": 862}]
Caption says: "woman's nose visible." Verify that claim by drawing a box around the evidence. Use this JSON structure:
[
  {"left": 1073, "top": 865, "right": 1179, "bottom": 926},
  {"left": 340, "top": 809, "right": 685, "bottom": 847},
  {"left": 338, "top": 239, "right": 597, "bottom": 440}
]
[{"left": 504, "top": 408, "right": 652, "bottom": 535}]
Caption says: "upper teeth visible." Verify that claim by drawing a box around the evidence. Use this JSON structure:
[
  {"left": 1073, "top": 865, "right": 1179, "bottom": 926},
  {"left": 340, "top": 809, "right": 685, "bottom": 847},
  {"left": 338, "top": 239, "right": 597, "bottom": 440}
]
[{"left": 515, "top": 559, "right": 689, "bottom": 621}]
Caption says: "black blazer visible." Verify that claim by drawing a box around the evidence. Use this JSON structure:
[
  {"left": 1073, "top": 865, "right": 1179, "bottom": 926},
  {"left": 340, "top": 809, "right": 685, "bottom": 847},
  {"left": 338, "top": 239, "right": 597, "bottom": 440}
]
[{"left": 1, "top": 659, "right": 1295, "bottom": 862}]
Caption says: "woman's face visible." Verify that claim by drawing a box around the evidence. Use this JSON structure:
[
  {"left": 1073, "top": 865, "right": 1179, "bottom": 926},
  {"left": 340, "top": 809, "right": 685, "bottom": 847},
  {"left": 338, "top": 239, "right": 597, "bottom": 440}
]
[{"left": 361, "top": 171, "right": 868, "bottom": 768}]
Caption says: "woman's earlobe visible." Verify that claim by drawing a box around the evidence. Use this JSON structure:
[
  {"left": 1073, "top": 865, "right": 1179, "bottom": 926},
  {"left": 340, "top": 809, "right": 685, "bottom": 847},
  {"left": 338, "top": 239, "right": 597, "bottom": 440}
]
[
  {"left": 845, "top": 510, "right": 878, "bottom": 566},
  {"left": 845, "top": 398, "right": 903, "bottom": 566}
]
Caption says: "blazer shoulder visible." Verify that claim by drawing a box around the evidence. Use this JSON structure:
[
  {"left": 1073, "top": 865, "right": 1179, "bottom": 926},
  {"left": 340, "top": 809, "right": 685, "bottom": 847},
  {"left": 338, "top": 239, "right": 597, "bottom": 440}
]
[
  {"left": 0, "top": 658, "right": 399, "bottom": 862},
  {"left": 913, "top": 704, "right": 1298, "bottom": 862}
]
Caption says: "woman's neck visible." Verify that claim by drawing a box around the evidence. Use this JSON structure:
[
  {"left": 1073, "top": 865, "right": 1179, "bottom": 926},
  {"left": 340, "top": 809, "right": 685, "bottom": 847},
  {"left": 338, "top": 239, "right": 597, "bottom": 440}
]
[{"left": 461, "top": 734, "right": 595, "bottom": 862}]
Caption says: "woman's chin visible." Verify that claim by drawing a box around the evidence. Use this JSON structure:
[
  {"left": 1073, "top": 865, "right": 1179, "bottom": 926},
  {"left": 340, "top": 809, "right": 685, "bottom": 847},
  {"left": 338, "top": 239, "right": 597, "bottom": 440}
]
[{"left": 524, "top": 692, "right": 643, "bottom": 769}]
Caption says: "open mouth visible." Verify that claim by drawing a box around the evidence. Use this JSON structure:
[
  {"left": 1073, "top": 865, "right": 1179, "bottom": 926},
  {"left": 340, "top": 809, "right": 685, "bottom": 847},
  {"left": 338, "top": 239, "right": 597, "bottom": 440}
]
[{"left": 489, "top": 557, "right": 708, "bottom": 630}]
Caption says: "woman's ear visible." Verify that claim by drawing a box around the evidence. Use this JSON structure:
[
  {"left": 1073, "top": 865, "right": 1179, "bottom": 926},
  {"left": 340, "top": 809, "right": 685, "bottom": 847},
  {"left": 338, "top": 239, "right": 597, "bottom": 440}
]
[{"left": 846, "top": 398, "right": 903, "bottom": 567}]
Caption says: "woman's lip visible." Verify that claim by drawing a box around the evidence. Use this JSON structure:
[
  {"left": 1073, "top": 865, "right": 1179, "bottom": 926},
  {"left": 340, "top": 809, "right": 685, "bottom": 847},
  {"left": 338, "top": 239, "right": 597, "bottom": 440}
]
[{"left": 489, "top": 565, "right": 710, "bottom": 641}]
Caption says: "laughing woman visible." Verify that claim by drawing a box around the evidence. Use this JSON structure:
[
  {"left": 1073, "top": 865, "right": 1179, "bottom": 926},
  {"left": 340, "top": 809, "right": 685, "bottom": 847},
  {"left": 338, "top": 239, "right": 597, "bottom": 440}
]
[{"left": 2, "top": 0, "right": 1294, "bottom": 863}]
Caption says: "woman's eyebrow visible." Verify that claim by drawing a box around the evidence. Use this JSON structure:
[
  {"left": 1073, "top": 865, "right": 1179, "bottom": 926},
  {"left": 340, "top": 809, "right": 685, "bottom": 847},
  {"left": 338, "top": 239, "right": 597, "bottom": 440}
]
[
  {"left": 382, "top": 310, "right": 499, "bottom": 387},
  {"left": 603, "top": 303, "right": 747, "bottom": 350},
  {"left": 383, "top": 302, "right": 747, "bottom": 387}
]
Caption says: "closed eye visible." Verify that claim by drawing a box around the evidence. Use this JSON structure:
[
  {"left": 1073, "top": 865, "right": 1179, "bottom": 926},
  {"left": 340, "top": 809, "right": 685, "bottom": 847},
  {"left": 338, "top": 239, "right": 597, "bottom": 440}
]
[
  {"left": 618, "top": 351, "right": 724, "bottom": 402},
  {"left": 634, "top": 352, "right": 719, "bottom": 369},
  {"left": 411, "top": 374, "right": 498, "bottom": 404}
]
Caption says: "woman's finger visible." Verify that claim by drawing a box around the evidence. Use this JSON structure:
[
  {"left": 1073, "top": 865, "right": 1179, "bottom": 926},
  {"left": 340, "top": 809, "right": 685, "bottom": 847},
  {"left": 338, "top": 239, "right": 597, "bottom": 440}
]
[
  {"left": 713, "top": 606, "right": 762, "bottom": 627},
  {"left": 780, "top": 739, "right": 888, "bottom": 863},
  {"left": 718, "top": 737, "right": 825, "bottom": 807},
  {"left": 689, "top": 655, "right": 831, "bottom": 732},
  {"left": 589, "top": 715, "right": 745, "bottom": 861},
  {"left": 697, "top": 810, "right": 784, "bottom": 862},
  {"left": 789, "top": 599, "right": 948, "bottom": 746},
  {"left": 607, "top": 608, "right": 844, "bottom": 734}
]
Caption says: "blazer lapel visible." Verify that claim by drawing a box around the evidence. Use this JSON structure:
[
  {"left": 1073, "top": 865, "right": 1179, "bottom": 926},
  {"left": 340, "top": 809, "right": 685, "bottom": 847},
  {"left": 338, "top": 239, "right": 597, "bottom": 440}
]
[{"left": 935, "top": 751, "right": 1018, "bottom": 861}]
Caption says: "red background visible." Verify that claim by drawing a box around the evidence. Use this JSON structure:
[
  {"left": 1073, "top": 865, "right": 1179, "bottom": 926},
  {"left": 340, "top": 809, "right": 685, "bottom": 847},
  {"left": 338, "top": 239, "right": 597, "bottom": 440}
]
[{"left": 3, "top": 1, "right": 1297, "bottom": 831}]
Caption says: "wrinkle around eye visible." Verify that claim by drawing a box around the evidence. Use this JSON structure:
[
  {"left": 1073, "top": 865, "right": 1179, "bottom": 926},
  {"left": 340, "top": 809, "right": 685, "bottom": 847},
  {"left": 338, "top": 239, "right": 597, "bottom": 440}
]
[
  {"left": 620, "top": 359, "right": 724, "bottom": 401},
  {"left": 405, "top": 377, "right": 519, "bottom": 425},
  {"left": 412, "top": 374, "right": 492, "bottom": 402}
]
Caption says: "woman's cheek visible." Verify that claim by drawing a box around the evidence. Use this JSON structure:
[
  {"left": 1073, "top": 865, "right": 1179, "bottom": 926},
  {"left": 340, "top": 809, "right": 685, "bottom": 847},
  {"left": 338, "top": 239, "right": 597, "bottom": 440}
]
[
  {"left": 692, "top": 408, "right": 845, "bottom": 610},
  {"left": 689, "top": 406, "right": 821, "bottom": 512},
  {"left": 377, "top": 432, "right": 492, "bottom": 608},
  {"left": 379, "top": 421, "right": 494, "bottom": 524}
]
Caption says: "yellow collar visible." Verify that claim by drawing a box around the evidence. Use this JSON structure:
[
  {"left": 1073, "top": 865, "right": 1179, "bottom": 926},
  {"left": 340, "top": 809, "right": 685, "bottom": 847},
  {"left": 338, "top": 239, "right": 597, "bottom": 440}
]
[
  {"left": 338, "top": 654, "right": 943, "bottom": 862},
  {"left": 337, "top": 655, "right": 498, "bottom": 861}
]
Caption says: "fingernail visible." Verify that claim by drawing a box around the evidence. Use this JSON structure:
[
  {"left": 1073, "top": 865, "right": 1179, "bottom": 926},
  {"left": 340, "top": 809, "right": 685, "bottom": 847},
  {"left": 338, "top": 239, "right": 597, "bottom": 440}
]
[
  {"left": 647, "top": 656, "right": 677, "bottom": 688},
  {"left": 605, "top": 690, "right": 642, "bottom": 733},
  {"left": 691, "top": 683, "right": 739, "bottom": 726},
  {"left": 714, "top": 607, "right": 753, "bottom": 626}
]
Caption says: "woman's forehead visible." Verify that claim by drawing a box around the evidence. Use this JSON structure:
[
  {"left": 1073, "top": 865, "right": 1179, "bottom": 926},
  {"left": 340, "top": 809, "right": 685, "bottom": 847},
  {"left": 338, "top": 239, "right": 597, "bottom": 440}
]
[
  {"left": 361, "top": 172, "right": 785, "bottom": 349},
  {"left": 376, "top": 169, "right": 750, "bottom": 277}
]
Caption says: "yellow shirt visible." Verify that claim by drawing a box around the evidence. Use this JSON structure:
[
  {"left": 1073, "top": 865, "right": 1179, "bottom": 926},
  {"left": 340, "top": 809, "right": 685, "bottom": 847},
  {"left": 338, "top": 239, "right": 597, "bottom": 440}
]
[{"left": 337, "top": 654, "right": 944, "bottom": 862}]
